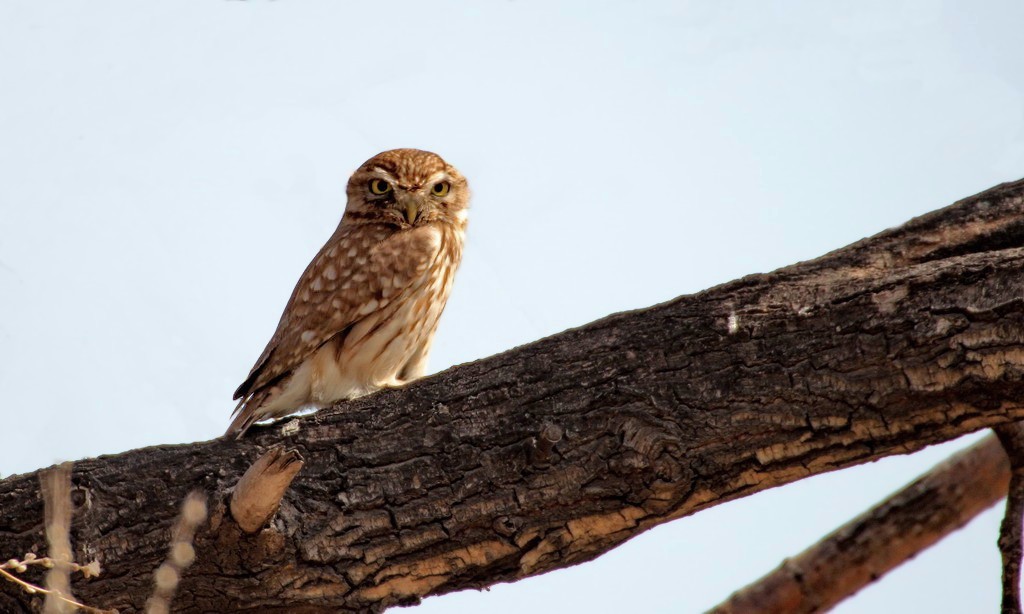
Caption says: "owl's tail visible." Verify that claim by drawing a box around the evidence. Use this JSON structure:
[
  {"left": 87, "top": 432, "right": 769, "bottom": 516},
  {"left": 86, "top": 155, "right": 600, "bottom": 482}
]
[{"left": 225, "top": 387, "right": 275, "bottom": 438}]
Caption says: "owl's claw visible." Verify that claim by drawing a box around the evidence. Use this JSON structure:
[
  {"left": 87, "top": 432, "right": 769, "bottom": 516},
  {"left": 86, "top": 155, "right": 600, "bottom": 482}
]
[{"left": 380, "top": 377, "right": 410, "bottom": 390}]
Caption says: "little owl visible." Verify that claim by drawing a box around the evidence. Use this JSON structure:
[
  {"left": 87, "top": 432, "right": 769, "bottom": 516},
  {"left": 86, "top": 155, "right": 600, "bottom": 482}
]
[{"left": 226, "top": 149, "right": 468, "bottom": 436}]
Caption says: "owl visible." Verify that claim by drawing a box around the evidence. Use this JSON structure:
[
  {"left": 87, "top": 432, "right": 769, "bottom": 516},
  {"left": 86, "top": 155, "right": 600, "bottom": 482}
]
[{"left": 226, "top": 149, "right": 469, "bottom": 437}]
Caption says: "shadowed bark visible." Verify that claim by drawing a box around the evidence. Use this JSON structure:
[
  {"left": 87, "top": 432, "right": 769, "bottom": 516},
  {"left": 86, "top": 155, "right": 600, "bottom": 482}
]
[{"left": 2, "top": 178, "right": 1024, "bottom": 612}]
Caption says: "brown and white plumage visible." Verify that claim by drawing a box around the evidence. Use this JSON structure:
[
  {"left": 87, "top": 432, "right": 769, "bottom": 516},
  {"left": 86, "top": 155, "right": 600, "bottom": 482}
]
[{"left": 227, "top": 149, "right": 469, "bottom": 436}]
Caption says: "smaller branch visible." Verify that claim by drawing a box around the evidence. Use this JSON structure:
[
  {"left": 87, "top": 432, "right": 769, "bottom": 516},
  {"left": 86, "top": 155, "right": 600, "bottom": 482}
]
[
  {"left": 230, "top": 445, "right": 304, "bottom": 534},
  {"left": 996, "top": 424, "right": 1024, "bottom": 614},
  {"left": 146, "top": 491, "right": 208, "bottom": 614},
  {"left": 1, "top": 556, "right": 106, "bottom": 613},
  {"left": 709, "top": 435, "right": 1011, "bottom": 614}
]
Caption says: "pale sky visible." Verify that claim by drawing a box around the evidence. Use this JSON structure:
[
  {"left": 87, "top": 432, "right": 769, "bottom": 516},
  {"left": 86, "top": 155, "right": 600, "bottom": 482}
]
[{"left": 2, "top": 1, "right": 1023, "bottom": 612}]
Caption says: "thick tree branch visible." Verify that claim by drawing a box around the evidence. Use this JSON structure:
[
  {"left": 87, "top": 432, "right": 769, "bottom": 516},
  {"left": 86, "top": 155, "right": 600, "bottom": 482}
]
[
  {"left": 709, "top": 434, "right": 1010, "bottom": 614},
  {"left": 2, "top": 178, "right": 1024, "bottom": 612}
]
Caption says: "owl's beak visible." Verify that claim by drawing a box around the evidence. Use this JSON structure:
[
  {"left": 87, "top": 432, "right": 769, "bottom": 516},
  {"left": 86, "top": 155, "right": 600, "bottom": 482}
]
[
  {"left": 396, "top": 192, "right": 423, "bottom": 224},
  {"left": 404, "top": 201, "right": 420, "bottom": 224}
]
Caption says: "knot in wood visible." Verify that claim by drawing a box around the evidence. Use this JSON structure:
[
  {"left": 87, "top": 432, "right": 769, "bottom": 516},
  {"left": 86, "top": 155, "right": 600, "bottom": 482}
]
[
  {"left": 70, "top": 486, "right": 89, "bottom": 509},
  {"left": 529, "top": 422, "right": 564, "bottom": 465},
  {"left": 492, "top": 515, "right": 521, "bottom": 537},
  {"left": 618, "top": 417, "right": 679, "bottom": 461}
]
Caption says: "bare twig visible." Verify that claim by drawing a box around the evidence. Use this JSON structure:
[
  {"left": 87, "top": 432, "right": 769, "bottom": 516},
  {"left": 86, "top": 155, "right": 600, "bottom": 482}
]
[
  {"left": 41, "top": 463, "right": 74, "bottom": 614},
  {"left": 996, "top": 424, "right": 1024, "bottom": 614},
  {"left": 1, "top": 556, "right": 106, "bottom": 612},
  {"left": 710, "top": 435, "right": 1011, "bottom": 614},
  {"left": 230, "top": 445, "right": 303, "bottom": 534},
  {"left": 145, "top": 491, "right": 208, "bottom": 614}
]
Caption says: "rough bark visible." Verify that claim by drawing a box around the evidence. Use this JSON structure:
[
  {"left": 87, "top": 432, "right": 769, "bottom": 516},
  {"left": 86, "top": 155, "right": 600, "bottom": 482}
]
[
  {"left": 2, "top": 178, "right": 1024, "bottom": 612},
  {"left": 709, "top": 434, "right": 1010, "bottom": 614}
]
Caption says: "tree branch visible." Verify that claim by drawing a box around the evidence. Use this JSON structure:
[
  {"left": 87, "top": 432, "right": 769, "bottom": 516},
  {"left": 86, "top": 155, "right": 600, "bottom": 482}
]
[
  {"left": 709, "top": 434, "right": 1010, "bottom": 613},
  {"left": 996, "top": 423, "right": 1024, "bottom": 614},
  {"left": 2, "top": 178, "right": 1024, "bottom": 612}
]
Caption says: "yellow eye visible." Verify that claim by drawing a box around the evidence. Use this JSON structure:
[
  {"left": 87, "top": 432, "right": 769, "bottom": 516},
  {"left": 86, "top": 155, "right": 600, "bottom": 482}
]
[
  {"left": 369, "top": 179, "right": 392, "bottom": 195},
  {"left": 431, "top": 182, "right": 451, "bottom": 197}
]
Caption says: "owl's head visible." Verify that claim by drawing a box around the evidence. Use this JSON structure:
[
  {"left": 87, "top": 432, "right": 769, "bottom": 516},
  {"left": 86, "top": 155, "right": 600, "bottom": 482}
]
[{"left": 344, "top": 149, "right": 469, "bottom": 228}]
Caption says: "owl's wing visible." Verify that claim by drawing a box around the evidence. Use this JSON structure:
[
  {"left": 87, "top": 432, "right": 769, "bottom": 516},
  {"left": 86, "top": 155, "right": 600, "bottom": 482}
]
[{"left": 233, "top": 224, "right": 440, "bottom": 407}]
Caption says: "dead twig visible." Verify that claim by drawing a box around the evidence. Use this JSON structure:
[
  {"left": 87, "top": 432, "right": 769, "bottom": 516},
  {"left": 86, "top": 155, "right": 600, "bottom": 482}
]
[
  {"left": 145, "top": 491, "right": 208, "bottom": 614},
  {"left": 41, "top": 463, "right": 74, "bottom": 614}
]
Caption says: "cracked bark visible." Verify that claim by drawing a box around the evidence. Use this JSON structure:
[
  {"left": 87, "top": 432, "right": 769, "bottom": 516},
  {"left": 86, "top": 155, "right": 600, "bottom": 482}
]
[{"left": 2, "top": 178, "right": 1024, "bottom": 612}]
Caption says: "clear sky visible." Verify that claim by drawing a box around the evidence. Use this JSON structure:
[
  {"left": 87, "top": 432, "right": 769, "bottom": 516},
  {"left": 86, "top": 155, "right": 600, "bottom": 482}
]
[{"left": 2, "top": 1, "right": 1022, "bottom": 612}]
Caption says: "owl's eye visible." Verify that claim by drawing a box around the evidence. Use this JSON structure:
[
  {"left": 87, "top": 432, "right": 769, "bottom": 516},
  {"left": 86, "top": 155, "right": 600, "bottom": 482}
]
[
  {"left": 369, "top": 179, "right": 392, "bottom": 195},
  {"left": 431, "top": 182, "right": 451, "bottom": 197}
]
